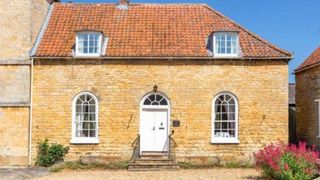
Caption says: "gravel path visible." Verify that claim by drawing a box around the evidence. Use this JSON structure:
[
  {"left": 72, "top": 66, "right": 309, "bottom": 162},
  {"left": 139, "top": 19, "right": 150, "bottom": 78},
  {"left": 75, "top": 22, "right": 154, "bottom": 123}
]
[
  {"left": 31, "top": 168, "right": 262, "bottom": 180},
  {"left": 0, "top": 167, "right": 49, "bottom": 180}
]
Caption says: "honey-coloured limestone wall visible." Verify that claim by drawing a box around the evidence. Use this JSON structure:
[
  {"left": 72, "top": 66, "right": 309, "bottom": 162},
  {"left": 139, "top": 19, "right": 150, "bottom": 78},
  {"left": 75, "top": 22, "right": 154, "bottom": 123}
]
[
  {"left": 0, "top": 107, "right": 29, "bottom": 165},
  {"left": 296, "top": 65, "right": 320, "bottom": 146},
  {"left": 32, "top": 59, "right": 288, "bottom": 165}
]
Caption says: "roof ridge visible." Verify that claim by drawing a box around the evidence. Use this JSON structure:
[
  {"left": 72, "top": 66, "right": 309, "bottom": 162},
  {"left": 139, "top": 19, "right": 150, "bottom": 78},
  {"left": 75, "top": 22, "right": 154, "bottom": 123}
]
[
  {"left": 201, "top": 4, "right": 292, "bottom": 58},
  {"left": 58, "top": 2, "right": 205, "bottom": 5},
  {"left": 294, "top": 46, "right": 320, "bottom": 73}
]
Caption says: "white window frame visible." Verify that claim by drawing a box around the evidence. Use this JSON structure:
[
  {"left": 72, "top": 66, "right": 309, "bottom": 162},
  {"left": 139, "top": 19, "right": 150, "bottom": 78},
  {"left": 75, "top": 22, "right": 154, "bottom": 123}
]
[
  {"left": 316, "top": 99, "right": 320, "bottom": 138},
  {"left": 71, "top": 92, "right": 99, "bottom": 144},
  {"left": 213, "top": 32, "right": 239, "bottom": 57},
  {"left": 75, "top": 31, "right": 103, "bottom": 57},
  {"left": 211, "top": 92, "right": 239, "bottom": 144}
]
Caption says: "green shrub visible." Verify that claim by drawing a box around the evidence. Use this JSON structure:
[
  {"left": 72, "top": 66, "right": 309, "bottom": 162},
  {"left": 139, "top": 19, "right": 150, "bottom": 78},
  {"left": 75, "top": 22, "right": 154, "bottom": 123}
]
[
  {"left": 36, "top": 139, "right": 69, "bottom": 167},
  {"left": 255, "top": 141, "right": 320, "bottom": 180}
]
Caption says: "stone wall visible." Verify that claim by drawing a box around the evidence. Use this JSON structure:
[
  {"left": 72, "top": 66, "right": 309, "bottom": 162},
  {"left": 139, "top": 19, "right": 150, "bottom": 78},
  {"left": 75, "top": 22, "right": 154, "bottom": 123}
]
[
  {"left": 0, "top": 107, "right": 29, "bottom": 165},
  {"left": 32, "top": 59, "right": 288, "bottom": 165},
  {"left": 0, "top": 0, "right": 49, "bottom": 166},
  {"left": 0, "top": 66, "right": 30, "bottom": 103},
  {"left": 296, "top": 65, "right": 320, "bottom": 146},
  {"left": 0, "top": 0, "right": 48, "bottom": 60}
]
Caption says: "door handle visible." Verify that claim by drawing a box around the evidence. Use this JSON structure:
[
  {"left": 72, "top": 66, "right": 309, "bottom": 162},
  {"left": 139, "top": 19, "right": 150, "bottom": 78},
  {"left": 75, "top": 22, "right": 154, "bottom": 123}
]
[{"left": 159, "top": 127, "right": 165, "bottom": 130}]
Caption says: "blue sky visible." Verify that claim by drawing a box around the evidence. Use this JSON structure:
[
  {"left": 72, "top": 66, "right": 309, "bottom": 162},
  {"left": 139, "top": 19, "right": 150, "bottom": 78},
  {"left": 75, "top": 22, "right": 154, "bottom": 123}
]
[{"left": 62, "top": 0, "right": 320, "bottom": 83}]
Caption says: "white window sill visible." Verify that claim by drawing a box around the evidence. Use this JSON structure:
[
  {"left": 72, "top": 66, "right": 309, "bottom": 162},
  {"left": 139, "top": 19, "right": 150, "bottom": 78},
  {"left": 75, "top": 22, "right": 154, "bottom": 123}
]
[
  {"left": 211, "top": 138, "right": 239, "bottom": 144},
  {"left": 70, "top": 138, "right": 99, "bottom": 144},
  {"left": 213, "top": 54, "right": 240, "bottom": 58},
  {"left": 74, "top": 54, "right": 101, "bottom": 57}
]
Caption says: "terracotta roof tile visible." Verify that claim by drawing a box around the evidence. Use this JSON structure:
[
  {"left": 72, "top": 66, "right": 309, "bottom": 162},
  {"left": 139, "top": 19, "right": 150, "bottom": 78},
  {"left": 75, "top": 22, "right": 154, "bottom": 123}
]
[
  {"left": 295, "top": 47, "right": 320, "bottom": 72},
  {"left": 34, "top": 3, "right": 292, "bottom": 58}
]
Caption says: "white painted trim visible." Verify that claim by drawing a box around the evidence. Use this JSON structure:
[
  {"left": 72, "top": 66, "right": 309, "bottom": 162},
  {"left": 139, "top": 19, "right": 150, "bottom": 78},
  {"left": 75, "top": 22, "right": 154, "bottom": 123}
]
[
  {"left": 213, "top": 32, "right": 241, "bottom": 58},
  {"left": 70, "top": 138, "right": 99, "bottom": 144},
  {"left": 139, "top": 91, "right": 171, "bottom": 154},
  {"left": 75, "top": 31, "right": 103, "bottom": 57},
  {"left": 30, "top": 4, "right": 54, "bottom": 56},
  {"left": 211, "top": 92, "right": 239, "bottom": 144},
  {"left": 211, "top": 138, "right": 239, "bottom": 144},
  {"left": 71, "top": 91, "right": 99, "bottom": 144},
  {"left": 101, "top": 36, "right": 109, "bottom": 56},
  {"left": 28, "top": 58, "right": 34, "bottom": 166}
]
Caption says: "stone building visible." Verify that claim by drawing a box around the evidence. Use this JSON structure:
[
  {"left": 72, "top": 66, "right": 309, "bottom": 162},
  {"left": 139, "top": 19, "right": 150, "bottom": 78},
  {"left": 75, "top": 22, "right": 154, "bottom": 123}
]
[
  {"left": 295, "top": 47, "right": 320, "bottom": 146},
  {"left": 0, "top": 0, "right": 58, "bottom": 166},
  {"left": 29, "top": 0, "right": 292, "bottom": 169}
]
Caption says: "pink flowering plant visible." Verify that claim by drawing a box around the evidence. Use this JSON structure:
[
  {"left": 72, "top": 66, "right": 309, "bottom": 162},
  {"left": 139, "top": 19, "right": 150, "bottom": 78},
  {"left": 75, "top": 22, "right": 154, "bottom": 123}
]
[{"left": 255, "top": 141, "right": 320, "bottom": 180}]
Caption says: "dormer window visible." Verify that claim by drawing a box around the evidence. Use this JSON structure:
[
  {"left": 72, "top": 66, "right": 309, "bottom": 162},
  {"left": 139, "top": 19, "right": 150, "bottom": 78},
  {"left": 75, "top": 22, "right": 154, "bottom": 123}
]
[
  {"left": 213, "top": 32, "right": 239, "bottom": 57},
  {"left": 76, "top": 32, "right": 103, "bottom": 56}
]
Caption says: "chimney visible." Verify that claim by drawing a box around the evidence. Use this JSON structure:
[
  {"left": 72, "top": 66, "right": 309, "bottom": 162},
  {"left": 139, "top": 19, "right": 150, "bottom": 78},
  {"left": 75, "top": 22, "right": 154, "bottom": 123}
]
[
  {"left": 117, "top": 0, "right": 129, "bottom": 9},
  {"left": 46, "top": 0, "right": 60, "bottom": 5}
]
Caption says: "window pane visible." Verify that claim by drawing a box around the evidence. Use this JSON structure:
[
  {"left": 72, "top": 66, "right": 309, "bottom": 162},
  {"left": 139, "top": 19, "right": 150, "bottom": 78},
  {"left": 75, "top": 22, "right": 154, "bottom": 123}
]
[
  {"left": 151, "top": 102, "right": 159, "bottom": 105},
  {"left": 214, "top": 122, "right": 220, "bottom": 129},
  {"left": 228, "top": 113, "right": 235, "bottom": 121},
  {"left": 222, "top": 122, "right": 228, "bottom": 129},
  {"left": 144, "top": 99, "right": 151, "bottom": 105},
  {"left": 221, "top": 113, "right": 228, "bottom": 120},
  {"left": 228, "top": 129, "right": 235, "bottom": 137},
  {"left": 214, "top": 130, "right": 221, "bottom": 137},
  {"left": 160, "top": 99, "right": 168, "bottom": 105},
  {"left": 90, "top": 130, "right": 96, "bottom": 137},
  {"left": 156, "top": 95, "right": 162, "bottom": 101},
  {"left": 215, "top": 113, "right": 221, "bottom": 120},
  {"left": 229, "top": 122, "right": 235, "bottom": 129},
  {"left": 215, "top": 105, "right": 221, "bottom": 112},
  {"left": 83, "top": 122, "right": 90, "bottom": 129},
  {"left": 149, "top": 94, "right": 155, "bottom": 101},
  {"left": 89, "top": 114, "right": 95, "bottom": 121},
  {"left": 221, "top": 103, "right": 228, "bottom": 113},
  {"left": 229, "top": 105, "right": 235, "bottom": 113}
]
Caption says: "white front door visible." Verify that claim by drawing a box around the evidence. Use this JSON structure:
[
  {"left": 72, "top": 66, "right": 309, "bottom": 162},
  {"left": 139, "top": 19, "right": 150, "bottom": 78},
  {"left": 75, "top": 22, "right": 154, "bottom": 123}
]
[{"left": 140, "top": 109, "right": 168, "bottom": 152}]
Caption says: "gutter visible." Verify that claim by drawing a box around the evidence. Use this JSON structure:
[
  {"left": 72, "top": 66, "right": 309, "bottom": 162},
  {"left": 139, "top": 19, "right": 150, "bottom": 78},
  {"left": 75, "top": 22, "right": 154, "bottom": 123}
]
[
  {"left": 31, "top": 56, "right": 293, "bottom": 61},
  {"left": 294, "top": 62, "right": 320, "bottom": 74},
  {"left": 28, "top": 2, "right": 55, "bottom": 166}
]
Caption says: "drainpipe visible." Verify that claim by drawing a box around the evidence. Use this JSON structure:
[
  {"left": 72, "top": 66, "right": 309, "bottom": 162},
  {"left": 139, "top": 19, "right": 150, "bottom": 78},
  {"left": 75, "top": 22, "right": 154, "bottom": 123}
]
[{"left": 28, "top": 58, "right": 34, "bottom": 166}]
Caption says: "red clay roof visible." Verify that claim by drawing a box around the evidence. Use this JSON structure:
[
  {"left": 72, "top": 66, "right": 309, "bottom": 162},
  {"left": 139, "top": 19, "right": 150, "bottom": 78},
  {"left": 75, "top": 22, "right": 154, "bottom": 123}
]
[
  {"left": 34, "top": 3, "right": 292, "bottom": 58},
  {"left": 295, "top": 47, "right": 320, "bottom": 72}
]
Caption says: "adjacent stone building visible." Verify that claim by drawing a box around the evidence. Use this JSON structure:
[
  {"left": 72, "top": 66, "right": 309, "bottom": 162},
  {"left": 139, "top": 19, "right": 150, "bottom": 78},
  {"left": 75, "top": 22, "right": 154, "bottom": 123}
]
[
  {"left": 295, "top": 47, "right": 320, "bottom": 146},
  {"left": 0, "top": 0, "right": 57, "bottom": 166},
  {"left": 29, "top": 1, "right": 292, "bottom": 168}
]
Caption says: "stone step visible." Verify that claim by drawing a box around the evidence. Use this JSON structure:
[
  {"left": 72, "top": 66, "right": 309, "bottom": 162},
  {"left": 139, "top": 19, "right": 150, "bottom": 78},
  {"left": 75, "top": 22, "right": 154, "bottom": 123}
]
[
  {"left": 128, "top": 167, "right": 179, "bottom": 171},
  {"left": 140, "top": 152, "right": 168, "bottom": 157},
  {"left": 128, "top": 164, "right": 180, "bottom": 171},
  {"left": 129, "top": 162, "right": 177, "bottom": 166},
  {"left": 134, "top": 158, "right": 173, "bottom": 163},
  {"left": 139, "top": 153, "right": 170, "bottom": 159}
]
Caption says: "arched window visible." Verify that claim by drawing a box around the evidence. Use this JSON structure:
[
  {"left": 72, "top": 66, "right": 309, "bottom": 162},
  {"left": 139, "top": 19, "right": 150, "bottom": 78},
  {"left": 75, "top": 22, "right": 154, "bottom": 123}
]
[
  {"left": 142, "top": 93, "right": 168, "bottom": 106},
  {"left": 212, "top": 92, "right": 239, "bottom": 143},
  {"left": 71, "top": 92, "right": 99, "bottom": 144}
]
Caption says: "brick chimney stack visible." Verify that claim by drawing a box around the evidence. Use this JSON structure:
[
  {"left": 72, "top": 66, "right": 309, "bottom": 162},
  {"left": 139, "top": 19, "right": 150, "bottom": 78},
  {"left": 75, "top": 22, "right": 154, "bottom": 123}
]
[
  {"left": 117, "top": 0, "right": 129, "bottom": 9},
  {"left": 46, "top": 0, "right": 60, "bottom": 4}
]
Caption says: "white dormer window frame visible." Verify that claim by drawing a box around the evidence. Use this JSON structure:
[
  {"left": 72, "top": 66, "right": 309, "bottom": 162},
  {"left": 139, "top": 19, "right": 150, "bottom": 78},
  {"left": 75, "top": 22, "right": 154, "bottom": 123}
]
[
  {"left": 75, "top": 31, "right": 103, "bottom": 57},
  {"left": 213, "top": 32, "right": 240, "bottom": 57}
]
